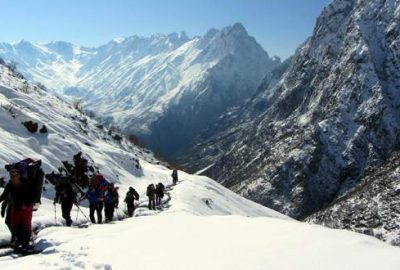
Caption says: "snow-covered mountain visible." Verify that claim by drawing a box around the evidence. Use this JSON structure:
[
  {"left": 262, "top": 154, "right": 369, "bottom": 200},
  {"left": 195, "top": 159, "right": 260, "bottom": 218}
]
[
  {"left": 0, "top": 58, "right": 158, "bottom": 186},
  {"left": 185, "top": 0, "right": 400, "bottom": 243},
  {"left": 3, "top": 60, "right": 400, "bottom": 269},
  {"left": 0, "top": 23, "right": 279, "bottom": 156}
]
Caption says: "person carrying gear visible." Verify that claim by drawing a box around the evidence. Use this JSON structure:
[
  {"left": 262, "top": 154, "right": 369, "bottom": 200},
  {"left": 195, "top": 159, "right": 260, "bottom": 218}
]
[
  {"left": 80, "top": 184, "right": 104, "bottom": 224},
  {"left": 54, "top": 181, "right": 77, "bottom": 227},
  {"left": 146, "top": 184, "right": 156, "bottom": 210},
  {"left": 155, "top": 182, "right": 165, "bottom": 206},
  {"left": 3, "top": 165, "right": 35, "bottom": 252},
  {"left": 171, "top": 170, "right": 178, "bottom": 185},
  {"left": 104, "top": 183, "right": 119, "bottom": 223},
  {"left": 124, "top": 187, "right": 139, "bottom": 217}
]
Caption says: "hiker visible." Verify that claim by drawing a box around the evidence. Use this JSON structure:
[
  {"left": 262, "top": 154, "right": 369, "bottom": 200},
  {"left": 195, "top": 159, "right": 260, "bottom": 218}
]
[
  {"left": 2, "top": 164, "right": 36, "bottom": 252},
  {"left": 54, "top": 181, "right": 77, "bottom": 226},
  {"left": 171, "top": 169, "right": 178, "bottom": 185},
  {"left": 155, "top": 182, "right": 165, "bottom": 206},
  {"left": 88, "top": 174, "right": 109, "bottom": 224},
  {"left": 124, "top": 187, "right": 139, "bottom": 217},
  {"left": 104, "top": 183, "right": 119, "bottom": 223},
  {"left": 146, "top": 184, "right": 156, "bottom": 210},
  {"left": 0, "top": 183, "right": 14, "bottom": 243},
  {"left": 80, "top": 184, "right": 104, "bottom": 224}
]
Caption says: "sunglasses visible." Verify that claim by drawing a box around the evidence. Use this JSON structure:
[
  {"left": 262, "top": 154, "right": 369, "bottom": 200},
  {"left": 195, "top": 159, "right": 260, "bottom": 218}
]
[{"left": 9, "top": 170, "right": 20, "bottom": 176}]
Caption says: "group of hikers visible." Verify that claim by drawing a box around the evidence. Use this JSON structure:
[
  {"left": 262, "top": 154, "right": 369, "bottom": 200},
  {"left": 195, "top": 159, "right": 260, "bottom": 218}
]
[
  {"left": 0, "top": 157, "right": 179, "bottom": 254},
  {"left": 146, "top": 169, "right": 178, "bottom": 210}
]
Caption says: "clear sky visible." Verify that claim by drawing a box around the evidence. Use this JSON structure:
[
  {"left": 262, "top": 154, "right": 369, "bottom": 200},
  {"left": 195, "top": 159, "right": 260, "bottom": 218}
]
[{"left": 0, "top": 0, "right": 331, "bottom": 59}]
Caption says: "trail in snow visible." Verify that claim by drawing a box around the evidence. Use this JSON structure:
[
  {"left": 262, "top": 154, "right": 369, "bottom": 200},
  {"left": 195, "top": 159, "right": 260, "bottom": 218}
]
[
  {"left": 1, "top": 170, "right": 400, "bottom": 270},
  {"left": 0, "top": 181, "right": 178, "bottom": 259}
]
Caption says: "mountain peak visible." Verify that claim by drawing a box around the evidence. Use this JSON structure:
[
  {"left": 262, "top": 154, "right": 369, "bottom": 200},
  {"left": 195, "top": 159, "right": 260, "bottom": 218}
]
[
  {"left": 232, "top": 22, "right": 247, "bottom": 32},
  {"left": 166, "top": 31, "right": 190, "bottom": 44},
  {"left": 112, "top": 37, "right": 126, "bottom": 44},
  {"left": 223, "top": 22, "right": 248, "bottom": 36}
]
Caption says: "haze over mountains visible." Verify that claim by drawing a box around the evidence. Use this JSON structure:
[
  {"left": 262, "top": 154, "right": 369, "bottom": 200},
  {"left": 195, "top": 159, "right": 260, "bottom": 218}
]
[{"left": 0, "top": 23, "right": 279, "bottom": 157}]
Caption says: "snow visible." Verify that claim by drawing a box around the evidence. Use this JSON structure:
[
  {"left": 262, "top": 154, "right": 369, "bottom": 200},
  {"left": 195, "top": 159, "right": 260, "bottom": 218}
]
[
  {"left": 1, "top": 178, "right": 400, "bottom": 270},
  {"left": 194, "top": 163, "right": 214, "bottom": 175},
  {"left": 0, "top": 61, "right": 399, "bottom": 269},
  {"left": 0, "top": 24, "right": 277, "bottom": 156}
]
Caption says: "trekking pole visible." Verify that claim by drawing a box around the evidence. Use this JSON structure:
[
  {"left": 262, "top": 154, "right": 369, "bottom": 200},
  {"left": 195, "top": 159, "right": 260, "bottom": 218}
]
[
  {"left": 54, "top": 204, "right": 57, "bottom": 224},
  {"left": 115, "top": 207, "right": 120, "bottom": 220},
  {"left": 75, "top": 205, "right": 80, "bottom": 223},
  {"left": 118, "top": 207, "right": 125, "bottom": 220},
  {"left": 75, "top": 203, "right": 91, "bottom": 223}
]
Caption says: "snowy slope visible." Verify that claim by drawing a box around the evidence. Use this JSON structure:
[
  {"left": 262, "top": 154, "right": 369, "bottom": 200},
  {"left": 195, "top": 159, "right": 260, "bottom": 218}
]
[
  {"left": 1, "top": 173, "right": 400, "bottom": 270},
  {"left": 0, "top": 62, "right": 157, "bottom": 181},
  {"left": 0, "top": 60, "right": 285, "bottom": 238}
]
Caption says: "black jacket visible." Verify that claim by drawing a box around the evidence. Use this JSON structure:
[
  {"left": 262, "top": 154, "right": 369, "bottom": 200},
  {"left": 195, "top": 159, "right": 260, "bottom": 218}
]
[
  {"left": 124, "top": 189, "right": 139, "bottom": 204},
  {"left": 3, "top": 181, "right": 34, "bottom": 208}
]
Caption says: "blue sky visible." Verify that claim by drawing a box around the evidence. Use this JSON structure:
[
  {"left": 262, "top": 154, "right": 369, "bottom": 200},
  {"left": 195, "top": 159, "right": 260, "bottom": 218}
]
[{"left": 0, "top": 0, "right": 331, "bottom": 59}]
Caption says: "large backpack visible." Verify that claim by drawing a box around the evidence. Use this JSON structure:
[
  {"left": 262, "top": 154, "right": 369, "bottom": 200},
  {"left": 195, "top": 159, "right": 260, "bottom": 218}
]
[
  {"left": 156, "top": 183, "right": 165, "bottom": 196},
  {"left": 146, "top": 184, "right": 155, "bottom": 197},
  {"left": 5, "top": 158, "right": 44, "bottom": 206},
  {"left": 92, "top": 174, "right": 109, "bottom": 191}
]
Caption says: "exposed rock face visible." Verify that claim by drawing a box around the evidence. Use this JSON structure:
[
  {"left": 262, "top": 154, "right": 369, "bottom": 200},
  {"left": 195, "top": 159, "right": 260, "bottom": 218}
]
[
  {"left": 308, "top": 150, "right": 400, "bottom": 246},
  {"left": 188, "top": 0, "right": 400, "bottom": 220}
]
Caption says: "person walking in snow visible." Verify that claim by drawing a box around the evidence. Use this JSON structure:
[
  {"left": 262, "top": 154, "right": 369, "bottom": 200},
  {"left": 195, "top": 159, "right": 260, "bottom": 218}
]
[
  {"left": 124, "top": 187, "right": 139, "bottom": 217},
  {"left": 155, "top": 182, "right": 165, "bottom": 206},
  {"left": 171, "top": 169, "right": 178, "bottom": 185},
  {"left": 146, "top": 184, "right": 156, "bottom": 210},
  {"left": 80, "top": 184, "right": 104, "bottom": 224},
  {"left": 2, "top": 165, "right": 35, "bottom": 252},
  {"left": 104, "top": 183, "right": 119, "bottom": 222},
  {"left": 54, "top": 181, "right": 76, "bottom": 227}
]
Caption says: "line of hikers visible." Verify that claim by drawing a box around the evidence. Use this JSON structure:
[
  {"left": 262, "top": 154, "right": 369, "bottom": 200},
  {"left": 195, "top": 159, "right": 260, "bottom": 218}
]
[
  {"left": 146, "top": 169, "right": 178, "bottom": 210},
  {"left": 0, "top": 157, "right": 180, "bottom": 253},
  {"left": 55, "top": 174, "right": 174, "bottom": 225}
]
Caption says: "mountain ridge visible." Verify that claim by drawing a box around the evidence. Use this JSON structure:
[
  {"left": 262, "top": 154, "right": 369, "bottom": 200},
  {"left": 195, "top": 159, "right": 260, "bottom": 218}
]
[{"left": 0, "top": 23, "right": 280, "bottom": 157}]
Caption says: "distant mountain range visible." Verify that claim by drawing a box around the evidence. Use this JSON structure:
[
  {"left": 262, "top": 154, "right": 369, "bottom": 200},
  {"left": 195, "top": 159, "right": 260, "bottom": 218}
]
[{"left": 0, "top": 23, "right": 280, "bottom": 157}]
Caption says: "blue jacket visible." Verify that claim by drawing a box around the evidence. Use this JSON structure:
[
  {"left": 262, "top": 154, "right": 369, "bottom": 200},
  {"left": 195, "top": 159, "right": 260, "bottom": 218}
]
[{"left": 86, "top": 189, "right": 103, "bottom": 204}]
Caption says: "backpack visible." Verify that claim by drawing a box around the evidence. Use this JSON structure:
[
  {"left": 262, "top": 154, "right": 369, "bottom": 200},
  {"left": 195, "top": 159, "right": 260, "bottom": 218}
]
[
  {"left": 146, "top": 184, "right": 155, "bottom": 197},
  {"left": 92, "top": 174, "right": 109, "bottom": 191},
  {"left": 5, "top": 158, "right": 44, "bottom": 206},
  {"left": 125, "top": 192, "right": 134, "bottom": 204},
  {"left": 156, "top": 183, "right": 165, "bottom": 195}
]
